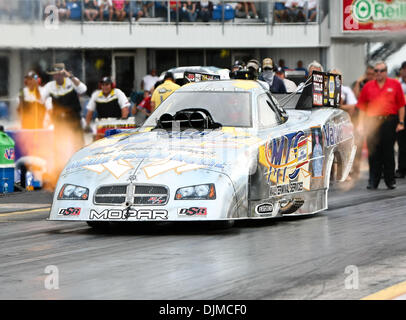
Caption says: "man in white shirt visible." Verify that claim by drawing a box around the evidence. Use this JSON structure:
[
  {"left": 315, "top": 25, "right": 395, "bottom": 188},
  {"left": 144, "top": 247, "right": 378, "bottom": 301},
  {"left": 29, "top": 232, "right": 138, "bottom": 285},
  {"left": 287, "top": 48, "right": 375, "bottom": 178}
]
[
  {"left": 275, "top": 67, "right": 298, "bottom": 93},
  {"left": 85, "top": 76, "right": 130, "bottom": 127},
  {"left": 141, "top": 69, "right": 159, "bottom": 94},
  {"left": 42, "top": 63, "right": 87, "bottom": 124},
  {"left": 42, "top": 62, "right": 88, "bottom": 176}
]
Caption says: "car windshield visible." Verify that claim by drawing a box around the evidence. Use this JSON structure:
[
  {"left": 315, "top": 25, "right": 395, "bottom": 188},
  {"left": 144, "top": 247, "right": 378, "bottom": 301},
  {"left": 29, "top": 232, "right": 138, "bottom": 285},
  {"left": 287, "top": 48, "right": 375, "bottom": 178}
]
[{"left": 144, "top": 91, "right": 252, "bottom": 127}]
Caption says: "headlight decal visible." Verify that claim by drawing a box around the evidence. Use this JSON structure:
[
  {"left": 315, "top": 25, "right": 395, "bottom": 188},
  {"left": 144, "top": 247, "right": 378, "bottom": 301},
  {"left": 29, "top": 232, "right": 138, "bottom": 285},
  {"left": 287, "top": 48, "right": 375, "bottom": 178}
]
[
  {"left": 175, "top": 184, "right": 216, "bottom": 200},
  {"left": 58, "top": 184, "right": 89, "bottom": 200}
]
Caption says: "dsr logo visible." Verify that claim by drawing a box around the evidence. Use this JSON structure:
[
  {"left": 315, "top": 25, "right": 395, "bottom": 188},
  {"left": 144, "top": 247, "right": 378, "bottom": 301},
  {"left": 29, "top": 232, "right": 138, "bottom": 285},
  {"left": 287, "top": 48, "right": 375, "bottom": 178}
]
[{"left": 178, "top": 207, "right": 207, "bottom": 216}]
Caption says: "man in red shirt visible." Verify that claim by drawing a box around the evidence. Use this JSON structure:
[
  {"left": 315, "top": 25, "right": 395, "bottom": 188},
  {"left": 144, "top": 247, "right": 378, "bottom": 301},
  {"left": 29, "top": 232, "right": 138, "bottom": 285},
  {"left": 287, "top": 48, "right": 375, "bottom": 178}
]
[{"left": 357, "top": 61, "right": 405, "bottom": 190}]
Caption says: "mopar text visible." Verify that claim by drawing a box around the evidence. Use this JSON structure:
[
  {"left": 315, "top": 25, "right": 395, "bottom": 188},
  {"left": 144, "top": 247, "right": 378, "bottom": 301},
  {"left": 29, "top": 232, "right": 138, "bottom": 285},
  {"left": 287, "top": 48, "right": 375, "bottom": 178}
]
[{"left": 89, "top": 209, "right": 168, "bottom": 220}]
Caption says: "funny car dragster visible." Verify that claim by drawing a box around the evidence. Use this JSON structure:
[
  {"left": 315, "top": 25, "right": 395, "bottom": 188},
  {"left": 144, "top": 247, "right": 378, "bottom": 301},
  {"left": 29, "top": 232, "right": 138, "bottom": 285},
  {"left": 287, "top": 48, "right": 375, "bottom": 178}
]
[{"left": 49, "top": 71, "right": 356, "bottom": 228}]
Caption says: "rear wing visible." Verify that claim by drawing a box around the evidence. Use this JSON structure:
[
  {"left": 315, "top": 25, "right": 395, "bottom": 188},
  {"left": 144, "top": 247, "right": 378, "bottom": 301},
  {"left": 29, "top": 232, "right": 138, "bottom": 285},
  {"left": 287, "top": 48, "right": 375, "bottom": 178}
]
[
  {"left": 295, "top": 71, "right": 342, "bottom": 110},
  {"left": 184, "top": 71, "right": 221, "bottom": 82}
]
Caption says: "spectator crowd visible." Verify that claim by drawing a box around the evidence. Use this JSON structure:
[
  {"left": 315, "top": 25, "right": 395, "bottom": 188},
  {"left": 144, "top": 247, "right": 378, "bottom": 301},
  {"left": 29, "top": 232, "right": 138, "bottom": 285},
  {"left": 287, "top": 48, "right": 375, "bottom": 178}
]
[{"left": 0, "top": 0, "right": 319, "bottom": 23}]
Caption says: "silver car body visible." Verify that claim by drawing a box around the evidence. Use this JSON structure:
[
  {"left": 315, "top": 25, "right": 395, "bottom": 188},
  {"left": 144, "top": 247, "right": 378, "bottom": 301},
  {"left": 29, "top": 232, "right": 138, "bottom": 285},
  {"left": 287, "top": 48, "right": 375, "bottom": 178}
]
[{"left": 49, "top": 80, "right": 355, "bottom": 223}]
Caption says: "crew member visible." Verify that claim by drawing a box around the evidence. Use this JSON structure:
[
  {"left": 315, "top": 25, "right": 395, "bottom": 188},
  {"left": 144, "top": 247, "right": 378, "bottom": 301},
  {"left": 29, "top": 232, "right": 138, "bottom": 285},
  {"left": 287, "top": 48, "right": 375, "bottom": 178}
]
[
  {"left": 258, "top": 58, "right": 286, "bottom": 93},
  {"left": 42, "top": 63, "right": 87, "bottom": 135},
  {"left": 151, "top": 72, "right": 180, "bottom": 112},
  {"left": 246, "top": 59, "right": 260, "bottom": 80},
  {"left": 17, "top": 71, "right": 47, "bottom": 129},
  {"left": 42, "top": 63, "right": 87, "bottom": 176},
  {"left": 229, "top": 60, "right": 245, "bottom": 79},
  {"left": 85, "top": 76, "right": 130, "bottom": 126},
  {"left": 357, "top": 61, "right": 405, "bottom": 190},
  {"left": 307, "top": 60, "right": 323, "bottom": 77},
  {"left": 275, "top": 66, "right": 297, "bottom": 93}
]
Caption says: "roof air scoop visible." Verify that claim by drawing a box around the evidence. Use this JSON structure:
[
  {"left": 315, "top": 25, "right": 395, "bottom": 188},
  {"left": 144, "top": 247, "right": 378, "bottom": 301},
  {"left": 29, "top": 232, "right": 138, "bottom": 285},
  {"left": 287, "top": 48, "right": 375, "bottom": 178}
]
[
  {"left": 158, "top": 113, "right": 174, "bottom": 129},
  {"left": 189, "top": 111, "right": 209, "bottom": 130},
  {"left": 156, "top": 109, "right": 222, "bottom": 131}
]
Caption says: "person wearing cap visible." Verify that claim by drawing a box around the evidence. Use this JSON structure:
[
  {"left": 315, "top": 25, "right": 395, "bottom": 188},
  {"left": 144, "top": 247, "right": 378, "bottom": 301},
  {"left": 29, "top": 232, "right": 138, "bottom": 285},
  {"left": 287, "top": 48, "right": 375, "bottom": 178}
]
[
  {"left": 42, "top": 63, "right": 87, "bottom": 173},
  {"left": 42, "top": 63, "right": 87, "bottom": 125},
  {"left": 275, "top": 67, "right": 297, "bottom": 93},
  {"left": 85, "top": 76, "right": 130, "bottom": 127},
  {"left": 229, "top": 60, "right": 246, "bottom": 79},
  {"left": 17, "top": 71, "right": 47, "bottom": 129},
  {"left": 259, "top": 58, "right": 286, "bottom": 93},
  {"left": 151, "top": 72, "right": 181, "bottom": 112},
  {"left": 246, "top": 59, "right": 260, "bottom": 80},
  {"left": 395, "top": 61, "right": 406, "bottom": 178},
  {"left": 231, "top": 60, "right": 245, "bottom": 73}
]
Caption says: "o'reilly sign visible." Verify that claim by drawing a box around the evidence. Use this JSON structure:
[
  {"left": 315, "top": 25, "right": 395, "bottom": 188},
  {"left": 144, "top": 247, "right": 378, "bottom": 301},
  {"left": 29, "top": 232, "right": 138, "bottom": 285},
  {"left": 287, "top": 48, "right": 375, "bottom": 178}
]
[
  {"left": 343, "top": 0, "right": 406, "bottom": 31},
  {"left": 353, "top": 0, "right": 406, "bottom": 22}
]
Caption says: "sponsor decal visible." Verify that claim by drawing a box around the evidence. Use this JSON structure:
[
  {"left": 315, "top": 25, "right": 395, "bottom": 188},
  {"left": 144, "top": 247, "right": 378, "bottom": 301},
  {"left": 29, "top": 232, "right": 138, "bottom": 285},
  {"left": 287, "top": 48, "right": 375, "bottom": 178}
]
[
  {"left": 313, "top": 93, "right": 323, "bottom": 106},
  {"left": 270, "top": 182, "right": 304, "bottom": 197},
  {"left": 343, "top": 0, "right": 406, "bottom": 32},
  {"left": 82, "top": 159, "right": 134, "bottom": 179},
  {"left": 311, "top": 127, "right": 324, "bottom": 178},
  {"left": 147, "top": 196, "right": 167, "bottom": 205},
  {"left": 4, "top": 148, "right": 14, "bottom": 161},
  {"left": 263, "top": 131, "right": 309, "bottom": 184},
  {"left": 58, "top": 207, "right": 81, "bottom": 216},
  {"left": 89, "top": 209, "right": 168, "bottom": 220},
  {"left": 312, "top": 71, "right": 341, "bottom": 108},
  {"left": 255, "top": 203, "right": 274, "bottom": 215},
  {"left": 178, "top": 207, "right": 208, "bottom": 216},
  {"left": 323, "top": 122, "right": 344, "bottom": 147},
  {"left": 127, "top": 173, "right": 137, "bottom": 182}
]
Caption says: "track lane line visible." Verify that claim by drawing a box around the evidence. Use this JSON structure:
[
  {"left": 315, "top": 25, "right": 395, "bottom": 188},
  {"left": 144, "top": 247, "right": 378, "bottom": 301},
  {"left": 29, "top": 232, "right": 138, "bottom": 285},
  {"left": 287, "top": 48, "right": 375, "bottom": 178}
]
[{"left": 0, "top": 207, "right": 51, "bottom": 217}]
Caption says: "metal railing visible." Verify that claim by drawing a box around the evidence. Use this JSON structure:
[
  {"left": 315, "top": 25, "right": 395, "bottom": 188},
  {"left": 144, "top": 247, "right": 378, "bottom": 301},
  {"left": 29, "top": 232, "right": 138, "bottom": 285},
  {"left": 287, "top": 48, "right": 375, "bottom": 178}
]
[{"left": 0, "top": 0, "right": 326, "bottom": 27}]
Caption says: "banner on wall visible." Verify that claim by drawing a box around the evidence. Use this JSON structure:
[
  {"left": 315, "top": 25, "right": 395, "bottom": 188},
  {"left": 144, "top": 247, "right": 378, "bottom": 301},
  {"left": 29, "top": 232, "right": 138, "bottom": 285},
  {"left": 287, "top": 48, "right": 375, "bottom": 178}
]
[{"left": 343, "top": 0, "right": 406, "bottom": 32}]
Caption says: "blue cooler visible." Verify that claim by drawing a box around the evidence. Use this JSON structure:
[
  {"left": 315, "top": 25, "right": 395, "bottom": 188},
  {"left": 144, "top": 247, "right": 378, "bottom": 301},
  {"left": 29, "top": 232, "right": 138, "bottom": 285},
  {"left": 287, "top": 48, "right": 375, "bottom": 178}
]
[
  {"left": 0, "top": 131, "right": 15, "bottom": 193},
  {"left": 0, "top": 165, "right": 14, "bottom": 193}
]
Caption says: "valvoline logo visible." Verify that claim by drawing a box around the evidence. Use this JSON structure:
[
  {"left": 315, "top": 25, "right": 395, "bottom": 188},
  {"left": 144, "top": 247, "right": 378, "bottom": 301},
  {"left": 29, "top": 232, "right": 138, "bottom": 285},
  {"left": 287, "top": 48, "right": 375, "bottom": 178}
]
[{"left": 4, "top": 148, "right": 15, "bottom": 161}]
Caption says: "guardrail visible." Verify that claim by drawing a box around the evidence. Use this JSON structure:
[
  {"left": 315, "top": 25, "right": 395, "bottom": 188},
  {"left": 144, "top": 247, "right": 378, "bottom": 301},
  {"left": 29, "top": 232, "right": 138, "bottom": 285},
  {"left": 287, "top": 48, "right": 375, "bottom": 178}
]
[{"left": 0, "top": 0, "right": 326, "bottom": 28}]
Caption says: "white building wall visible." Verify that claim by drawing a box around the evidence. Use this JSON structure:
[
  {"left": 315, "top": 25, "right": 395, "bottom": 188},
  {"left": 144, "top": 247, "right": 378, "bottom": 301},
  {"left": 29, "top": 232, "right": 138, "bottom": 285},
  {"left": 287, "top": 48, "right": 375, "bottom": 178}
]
[
  {"left": 327, "top": 40, "right": 366, "bottom": 86},
  {"left": 262, "top": 47, "right": 322, "bottom": 70}
]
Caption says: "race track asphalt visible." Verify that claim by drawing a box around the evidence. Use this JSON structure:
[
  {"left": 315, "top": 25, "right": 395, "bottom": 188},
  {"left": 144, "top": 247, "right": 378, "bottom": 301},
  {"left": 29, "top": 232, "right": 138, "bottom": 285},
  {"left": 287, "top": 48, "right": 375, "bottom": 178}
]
[{"left": 0, "top": 171, "right": 406, "bottom": 300}]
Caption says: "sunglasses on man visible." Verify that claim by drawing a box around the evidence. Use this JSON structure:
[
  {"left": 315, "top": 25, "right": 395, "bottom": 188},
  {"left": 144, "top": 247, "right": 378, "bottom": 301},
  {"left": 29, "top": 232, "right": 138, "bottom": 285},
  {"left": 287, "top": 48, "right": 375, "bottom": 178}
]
[{"left": 374, "top": 68, "right": 387, "bottom": 73}]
